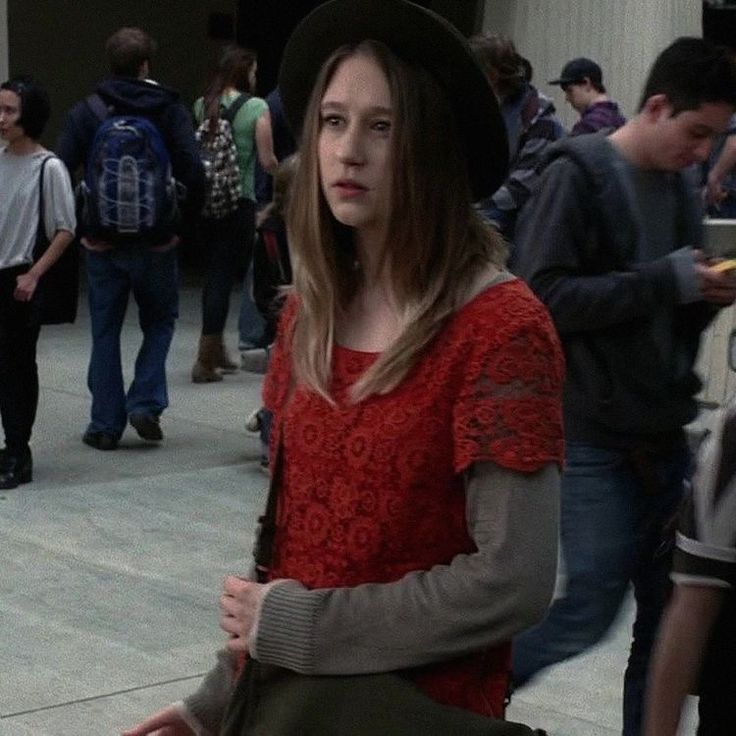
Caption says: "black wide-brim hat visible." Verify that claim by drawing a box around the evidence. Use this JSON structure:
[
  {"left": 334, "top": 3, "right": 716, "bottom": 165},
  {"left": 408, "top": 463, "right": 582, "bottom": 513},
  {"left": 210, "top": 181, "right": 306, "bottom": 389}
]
[{"left": 278, "top": 0, "right": 508, "bottom": 200}]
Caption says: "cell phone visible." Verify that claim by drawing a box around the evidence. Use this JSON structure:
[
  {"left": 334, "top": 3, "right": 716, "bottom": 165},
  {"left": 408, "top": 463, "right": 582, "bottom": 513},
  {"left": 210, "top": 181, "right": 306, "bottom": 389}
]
[{"left": 710, "top": 258, "right": 736, "bottom": 273}]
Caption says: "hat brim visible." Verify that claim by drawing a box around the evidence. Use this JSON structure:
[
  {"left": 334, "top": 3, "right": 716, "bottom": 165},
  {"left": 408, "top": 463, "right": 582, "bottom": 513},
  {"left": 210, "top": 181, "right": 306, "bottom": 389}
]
[{"left": 278, "top": 0, "right": 508, "bottom": 200}]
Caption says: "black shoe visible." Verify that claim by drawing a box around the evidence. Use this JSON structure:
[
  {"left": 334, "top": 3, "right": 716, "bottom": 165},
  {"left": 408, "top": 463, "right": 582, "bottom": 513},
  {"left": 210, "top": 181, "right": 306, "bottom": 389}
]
[
  {"left": 82, "top": 431, "right": 118, "bottom": 451},
  {"left": 129, "top": 413, "right": 163, "bottom": 442},
  {"left": 0, "top": 451, "right": 33, "bottom": 489}
]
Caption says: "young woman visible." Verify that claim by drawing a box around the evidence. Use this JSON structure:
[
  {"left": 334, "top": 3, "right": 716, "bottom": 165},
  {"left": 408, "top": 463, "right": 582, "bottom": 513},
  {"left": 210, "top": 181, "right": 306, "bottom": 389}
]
[
  {"left": 0, "top": 76, "right": 76, "bottom": 489},
  {"left": 192, "top": 46, "right": 278, "bottom": 382},
  {"left": 125, "top": 1, "right": 564, "bottom": 733}
]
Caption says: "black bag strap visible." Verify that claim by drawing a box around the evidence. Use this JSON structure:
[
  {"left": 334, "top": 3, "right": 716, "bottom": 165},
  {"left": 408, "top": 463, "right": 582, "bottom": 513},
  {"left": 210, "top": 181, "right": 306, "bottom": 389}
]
[
  {"left": 35, "top": 155, "right": 56, "bottom": 252},
  {"left": 253, "top": 419, "right": 284, "bottom": 583},
  {"left": 221, "top": 93, "right": 250, "bottom": 125},
  {"left": 86, "top": 93, "right": 111, "bottom": 123}
]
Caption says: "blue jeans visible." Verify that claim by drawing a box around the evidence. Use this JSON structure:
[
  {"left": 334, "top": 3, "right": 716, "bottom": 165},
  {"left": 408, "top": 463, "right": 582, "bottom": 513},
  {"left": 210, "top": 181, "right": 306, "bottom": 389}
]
[
  {"left": 238, "top": 262, "right": 266, "bottom": 348},
  {"left": 85, "top": 248, "right": 178, "bottom": 437},
  {"left": 512, "top": 442, "right": 689, "bottom": 736}
]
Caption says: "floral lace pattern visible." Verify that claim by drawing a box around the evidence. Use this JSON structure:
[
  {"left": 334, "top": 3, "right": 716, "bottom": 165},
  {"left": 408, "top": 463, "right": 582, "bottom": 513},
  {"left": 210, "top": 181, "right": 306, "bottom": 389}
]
[{"left": 262, "top": 280, "right": 564, "bottom": 715}]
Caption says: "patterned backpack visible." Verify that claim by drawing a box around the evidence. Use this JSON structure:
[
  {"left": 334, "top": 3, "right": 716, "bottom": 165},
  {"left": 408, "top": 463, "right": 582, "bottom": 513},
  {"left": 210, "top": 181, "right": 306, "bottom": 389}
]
[
  {"left": 196, "top": 94, "right": 249, "bottom": 219},
  {"left": 81, "top": 94, "right": 180, "bottom": 245}
]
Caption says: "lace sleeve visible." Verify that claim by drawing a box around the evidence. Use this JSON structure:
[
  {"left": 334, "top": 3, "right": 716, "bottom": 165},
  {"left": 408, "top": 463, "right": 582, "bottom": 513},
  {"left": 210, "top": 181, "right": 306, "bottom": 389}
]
[{"left": 453, "top": 296, "right": 564, "bottom": 474}]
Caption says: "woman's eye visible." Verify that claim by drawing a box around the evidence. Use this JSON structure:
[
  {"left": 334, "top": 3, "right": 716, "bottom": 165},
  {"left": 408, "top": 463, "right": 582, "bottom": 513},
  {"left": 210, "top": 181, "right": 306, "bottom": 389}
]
[
  {"left": 372, "top": 120, "right": 391, "bottom": 133},
  {"left": 321, "top": 115, "right": 343, "bottom": 128}
]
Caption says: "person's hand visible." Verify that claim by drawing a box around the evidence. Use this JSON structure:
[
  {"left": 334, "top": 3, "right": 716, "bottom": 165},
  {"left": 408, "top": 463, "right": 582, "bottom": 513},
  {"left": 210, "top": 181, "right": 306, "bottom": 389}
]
[
  {"left": 705, "top": 173, "right": 727, "bottom": 209},
  {"left": 219, "top": 576, "right": 275, "bottom": 652},
  {"left": 121, "top": 704, "right": 194, "bottom": 735},
  {"left": 14, "top": 271, "right": 39, "bottom": 302},
  {"left": 697, "top": 260, "right": 736, "bottom": 305}
]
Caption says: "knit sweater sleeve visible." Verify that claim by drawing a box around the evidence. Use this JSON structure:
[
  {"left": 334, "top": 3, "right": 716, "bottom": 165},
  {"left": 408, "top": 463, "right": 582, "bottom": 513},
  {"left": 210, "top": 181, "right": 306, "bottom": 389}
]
[{"left": 249, "top": 460, "right": 560, "bottom": 674}]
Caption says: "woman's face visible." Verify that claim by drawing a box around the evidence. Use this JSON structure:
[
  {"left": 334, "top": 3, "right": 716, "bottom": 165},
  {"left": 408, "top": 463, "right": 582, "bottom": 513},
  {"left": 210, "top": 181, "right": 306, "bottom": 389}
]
[
  {"left": 0, "top": 89, "right": 24, "bottom": 144},
  {"left": 318, "top": 53, "right": 393, "bottom": 241}
]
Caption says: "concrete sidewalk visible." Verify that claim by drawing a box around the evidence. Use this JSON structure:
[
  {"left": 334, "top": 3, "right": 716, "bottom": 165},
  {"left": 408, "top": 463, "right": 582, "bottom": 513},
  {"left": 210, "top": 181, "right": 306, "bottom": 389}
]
[{"left": 0, "top": 284, "right": 696, "bottom": 735}]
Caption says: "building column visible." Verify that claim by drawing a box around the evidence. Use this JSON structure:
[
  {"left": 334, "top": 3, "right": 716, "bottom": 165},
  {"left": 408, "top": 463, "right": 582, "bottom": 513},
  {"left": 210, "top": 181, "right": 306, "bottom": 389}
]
[{"left": 482, "top": 0, "right": 701, "bottom": 129}]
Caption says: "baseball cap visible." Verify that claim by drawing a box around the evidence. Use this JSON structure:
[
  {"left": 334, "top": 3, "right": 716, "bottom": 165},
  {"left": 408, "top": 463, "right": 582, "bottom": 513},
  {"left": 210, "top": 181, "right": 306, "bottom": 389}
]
[{"left": 549, "top": 57, "right": 602, "bottom": 86}]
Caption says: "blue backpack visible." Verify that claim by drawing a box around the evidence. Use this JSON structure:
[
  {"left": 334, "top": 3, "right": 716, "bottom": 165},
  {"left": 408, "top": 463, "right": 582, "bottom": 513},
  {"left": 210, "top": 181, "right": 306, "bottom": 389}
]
[{"left": 81, "top": 94, "right": 180, "bottom": 245}]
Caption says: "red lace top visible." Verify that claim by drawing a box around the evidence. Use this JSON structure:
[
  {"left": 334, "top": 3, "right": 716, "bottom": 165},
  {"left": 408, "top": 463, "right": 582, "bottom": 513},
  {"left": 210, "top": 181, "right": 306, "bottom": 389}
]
[{"left": 262, "top": 279, "right": 564, "bottom": 716}]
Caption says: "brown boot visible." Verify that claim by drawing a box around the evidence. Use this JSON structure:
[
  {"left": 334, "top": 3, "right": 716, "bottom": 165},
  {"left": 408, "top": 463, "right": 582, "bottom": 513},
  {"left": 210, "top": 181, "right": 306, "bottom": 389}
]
[
  {"left": 192, "top": 335, "right": 224, "bottom": 383},
  {"left": 213, "top": 335, "right": 240, "bottom": 373}
]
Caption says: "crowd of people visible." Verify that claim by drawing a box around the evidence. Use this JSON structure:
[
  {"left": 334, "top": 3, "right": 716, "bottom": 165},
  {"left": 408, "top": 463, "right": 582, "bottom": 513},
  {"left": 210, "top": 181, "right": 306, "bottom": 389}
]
[{"left": 2, "top": 1, "right": 736, "bottom": 735}]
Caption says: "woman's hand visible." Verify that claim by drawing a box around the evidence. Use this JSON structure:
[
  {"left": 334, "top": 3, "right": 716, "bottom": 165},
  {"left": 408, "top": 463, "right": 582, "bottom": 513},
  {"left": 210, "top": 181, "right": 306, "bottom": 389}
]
[
  {"left": 121, "top": 704, "right": 194, "bottom": 736},
  {"left": 219, "top": 576, "right": 276, "bottom": 652},
  {"left": 14, "top": 271, "right": 39, "bottom": 302}
]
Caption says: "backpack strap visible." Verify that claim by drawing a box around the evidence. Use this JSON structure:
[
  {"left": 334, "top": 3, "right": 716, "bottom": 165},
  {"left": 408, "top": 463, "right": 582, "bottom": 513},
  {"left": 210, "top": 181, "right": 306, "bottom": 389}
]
[
  {"left": 221, "top": 93, "right": 250, "bottom": 125},
  {"left": 86, "top": 93, "right": 111, "bottom": 123}
]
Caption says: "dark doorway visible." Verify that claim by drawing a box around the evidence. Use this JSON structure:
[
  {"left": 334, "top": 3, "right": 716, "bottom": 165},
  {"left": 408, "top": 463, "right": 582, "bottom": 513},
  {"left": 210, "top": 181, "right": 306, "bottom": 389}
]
[
  {"left": 703, "top": 1, "right": 736, "bottom": 50},
  {"left": 237, "top": 0, "right": 484, "bottom": 95}
]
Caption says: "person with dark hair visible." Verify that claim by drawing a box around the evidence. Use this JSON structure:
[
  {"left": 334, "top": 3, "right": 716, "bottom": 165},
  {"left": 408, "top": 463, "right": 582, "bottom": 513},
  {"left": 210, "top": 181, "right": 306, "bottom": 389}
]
[
  {"left": 469, "top": 33, "right": 564, "bottom": 243},
  {"left": 511, "top": 37, "right": 736, "bottom": 735},
  {"left": 0, "top": 76, "right": 76, "bottom": 488},
  {"left": 191, "top": 45, "right": 278, "bottom": 383},
  {"left": 123, "top": 1, "right": 564, "bottom": 734},
  {"left": 56, "top": 27, "right": 204, "bottom": 450},
  {"left": 549, "top": 57, "right": 626, "bottom": 135}
]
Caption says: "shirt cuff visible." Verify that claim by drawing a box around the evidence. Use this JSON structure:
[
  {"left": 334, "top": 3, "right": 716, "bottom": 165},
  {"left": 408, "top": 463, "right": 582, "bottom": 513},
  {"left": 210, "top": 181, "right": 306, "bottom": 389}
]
[
  {"left": 251, "top": 579, "right": 325, "bottom": 673},
  {"left": 668, "top": 247, "right": 700, "bottom": 304}
]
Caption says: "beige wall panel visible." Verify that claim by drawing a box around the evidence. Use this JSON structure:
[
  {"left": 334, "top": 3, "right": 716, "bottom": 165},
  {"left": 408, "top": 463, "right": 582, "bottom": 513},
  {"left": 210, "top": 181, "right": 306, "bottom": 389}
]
[
  {"left": 8, "top": 0, "right": 236, "bottom": 147},
  {"left": 483, "top": 0, "right": 701, "bottom": 130}
]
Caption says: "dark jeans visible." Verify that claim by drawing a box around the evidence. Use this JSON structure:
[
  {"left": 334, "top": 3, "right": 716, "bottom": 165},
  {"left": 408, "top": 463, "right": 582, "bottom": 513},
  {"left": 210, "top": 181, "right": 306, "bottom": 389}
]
[
  {"left": 0, "top": 265, "right": 41, "bottom": 455},
  {"left": 513, "top": 441, "right": 689, "bottom": 736},
  {"left": 200, "top": 199, "right": 255, "bottom": 336},
  {"left": 85, "top": 247, "right": 178, "bottom": 437}
]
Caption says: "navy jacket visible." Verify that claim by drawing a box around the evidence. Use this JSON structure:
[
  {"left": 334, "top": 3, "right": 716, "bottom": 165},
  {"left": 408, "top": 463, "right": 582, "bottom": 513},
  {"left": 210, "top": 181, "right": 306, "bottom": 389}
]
[{"left": 56, "top": 76, "right": 205, "bottom": 232}]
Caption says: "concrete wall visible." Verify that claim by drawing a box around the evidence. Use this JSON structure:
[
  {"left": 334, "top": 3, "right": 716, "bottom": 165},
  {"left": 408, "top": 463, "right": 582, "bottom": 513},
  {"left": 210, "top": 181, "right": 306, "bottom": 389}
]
[
  {"left": 482, "top": 0, "right": 701, "bottom": 130},
  {"left": 7, "top": 0, "right": 236, "bottom": 147},
  {"left": 0, "top": 0, "right": 7, "bottom": 82}
]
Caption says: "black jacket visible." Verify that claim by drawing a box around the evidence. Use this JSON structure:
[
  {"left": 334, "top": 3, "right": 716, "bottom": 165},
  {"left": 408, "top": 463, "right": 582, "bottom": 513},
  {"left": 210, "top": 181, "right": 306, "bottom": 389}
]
[
  {"left": 512, "top": 133, "right": 716, "bottom": 446},
  {"left": 56, "top": 76, "right": 205, "bottom": 234}
]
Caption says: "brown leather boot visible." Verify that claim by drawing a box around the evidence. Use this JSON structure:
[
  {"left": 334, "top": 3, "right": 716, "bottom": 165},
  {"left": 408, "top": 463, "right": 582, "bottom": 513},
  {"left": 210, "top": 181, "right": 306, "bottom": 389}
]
[
  {"left": 192, "top": 335, "right": 224, "bottom": 383},
  {"left": 213, "top": 335, "right": 240, "bottom": 373}
]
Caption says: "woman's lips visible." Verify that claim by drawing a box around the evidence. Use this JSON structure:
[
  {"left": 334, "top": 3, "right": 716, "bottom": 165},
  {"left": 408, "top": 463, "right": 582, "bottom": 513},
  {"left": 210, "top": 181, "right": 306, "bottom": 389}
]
[{"left": 334, "top": 181, "right": 367, "bottom": 197}]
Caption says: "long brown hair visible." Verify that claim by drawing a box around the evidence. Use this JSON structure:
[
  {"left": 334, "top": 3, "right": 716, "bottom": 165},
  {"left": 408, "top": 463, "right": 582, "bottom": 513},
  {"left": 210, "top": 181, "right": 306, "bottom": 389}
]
[
  {"left": 288, "top": 40, "right": 505, "bottom": 402},
  {"left": 203, "top": 45, "right": 257, "bottom": 135}
]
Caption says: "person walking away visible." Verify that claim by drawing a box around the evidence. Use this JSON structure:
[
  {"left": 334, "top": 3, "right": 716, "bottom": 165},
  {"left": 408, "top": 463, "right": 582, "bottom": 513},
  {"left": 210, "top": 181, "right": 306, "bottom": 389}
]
[
  {"left": 191, "top": 45, "right": 278, "bottom": 383},
  {"left": 56, "top": 27, "right": 205, "bottom": 450}
]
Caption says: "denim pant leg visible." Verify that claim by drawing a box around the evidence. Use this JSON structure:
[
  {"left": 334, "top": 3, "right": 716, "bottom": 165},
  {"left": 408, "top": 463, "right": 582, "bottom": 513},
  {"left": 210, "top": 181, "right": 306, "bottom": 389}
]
[
  {"left": 623, "top": 445, "right": 689, "bottom": 736},
  {"left": 126, "top": 249, "right": 179, "bottom": 418},
  {"left": 0, "top": 267, "right": 41, "bottom": 455},
  {"left": 85, "top": 250, "right": 129, "bottom": 437},
  {"left": 513, "top": 445, "right": 636, "bottom": 690}
]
